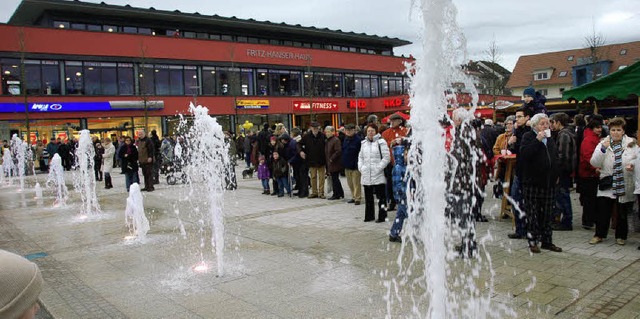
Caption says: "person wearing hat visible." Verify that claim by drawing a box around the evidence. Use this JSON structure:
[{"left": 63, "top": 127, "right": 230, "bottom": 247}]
[
  {"left": 522, "top": 86, "right": 547, "bottom": 115},
  {"left": 381, "top": 113, "right": 408, "bottom": 211},
  {"left": 342, "top": 124, "right": 363, "bottom": 205},
  {"left": 0, "top": 249, "right": 43, "bottom": 319},
  {"left": 280, "top": 133, "right": 300, "bottom": 192},
  {"left": 298, "top": 121, "right": 326, "bottom": 198}
]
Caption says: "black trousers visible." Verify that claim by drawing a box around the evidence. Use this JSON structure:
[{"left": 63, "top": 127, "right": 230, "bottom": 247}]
[
  {"left": 384, "top": 165, "right": 396, "bottom": 208},
  {"left": 330, "top": 172, "right": 344, "bottom": 198},
  {"left": 579, "top": 177, "right": 598, "bottom": 227},
  {"left": 595, "top": 197, "right": 631, "bottom": 240},
  {"left": 364, "top": 184, "right": 386, "bottom": 221},
  {"left": 297, "top": 163, "right": 309, "bottom": 197},
  {"left": 141, "top": 163, "right": 154, "bottom": 190}
]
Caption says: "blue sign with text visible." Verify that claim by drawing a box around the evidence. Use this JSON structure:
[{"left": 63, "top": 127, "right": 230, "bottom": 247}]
[{"left": 0, "top": 101, "right": 163, "bottom": 112}]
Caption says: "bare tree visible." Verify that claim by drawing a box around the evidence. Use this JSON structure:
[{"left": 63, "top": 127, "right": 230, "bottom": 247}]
[
  {"left": 583, "top": 23, "right": 608, "bottom": 81},
  {"left": 482, "top": 36, "right": 505, "bottom": 122},
  {"left": 303, "top": 58, "right": 317, "bottom": 122},
  {"left": 137, "top": 41, "right": 152, "bottom": 133},
  {"left": 17, "top": 28, "right": 31, "bottom": 144}
]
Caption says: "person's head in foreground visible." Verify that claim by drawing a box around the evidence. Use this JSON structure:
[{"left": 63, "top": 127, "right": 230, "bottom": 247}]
[{"left": 0, "top": 249, "right": 43, "bottom": 319}]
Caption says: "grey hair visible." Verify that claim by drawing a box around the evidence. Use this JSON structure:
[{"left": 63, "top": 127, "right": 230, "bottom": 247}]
[
  {"left": 505, "top": 115, "right": 516, "bottom": 124},
  {"left": 529, "top": 113, "right": 548, "bottom": 128},
  {"left": 452, "top": 107, "right": 472, "bottom": 122},
  {"left": 325, "top": 125, "right": 335, "bottom": 132}
]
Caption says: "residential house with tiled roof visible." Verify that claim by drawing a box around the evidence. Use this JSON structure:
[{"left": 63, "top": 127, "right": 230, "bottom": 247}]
[{"left": 507, "top": 40, "right": 640, "bottom": 100}]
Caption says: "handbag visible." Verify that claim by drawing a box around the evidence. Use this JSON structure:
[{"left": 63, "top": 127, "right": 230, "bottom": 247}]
[{"left": 598, "top": 175, "right": 613, "bottom": 191}]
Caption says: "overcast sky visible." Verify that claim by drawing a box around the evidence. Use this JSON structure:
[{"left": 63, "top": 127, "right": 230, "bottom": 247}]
[{"left": 1, "top": 0, "right": 639, "bottom": 71}]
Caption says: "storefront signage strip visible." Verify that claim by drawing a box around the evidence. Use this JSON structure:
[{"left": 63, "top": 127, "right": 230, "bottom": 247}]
[
  {"left": 246, "top": 49, "right": 312, "bottom": 61},
  {"left": 0, "top": 101, "right": 164, "bottom": 113},
  {"left": 292, "top": 101, "right": 338, "bottom": 111}
]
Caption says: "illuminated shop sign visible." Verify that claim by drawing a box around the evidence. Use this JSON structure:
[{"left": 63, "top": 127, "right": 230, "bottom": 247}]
[
  {"left": 246, "top": 49, "right": 312, "bottom": 61},
  {"left": 236, "top": 99, "right": 269, "bottom": 109},
  {"left": 0, "top": 101, "right": 164, "bottom": 113},
  {"left": 383, "top": 98, "right": 405, "bottom": 108},
  {"left": 292, "top": 101, "right": 338, "bottom": 111},
  {"left": 346, "top": 100, "right": 366, "bottom": 109}
]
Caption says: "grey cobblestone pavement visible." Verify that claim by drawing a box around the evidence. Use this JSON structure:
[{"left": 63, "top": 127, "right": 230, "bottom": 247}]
[{"left": 1, "top": 169, "right": 639, "bottom": 318}]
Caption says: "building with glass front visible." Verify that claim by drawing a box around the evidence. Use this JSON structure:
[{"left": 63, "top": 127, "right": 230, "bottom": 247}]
[{"left": 0, "top": 0, "right": 413, "bottom": 143}]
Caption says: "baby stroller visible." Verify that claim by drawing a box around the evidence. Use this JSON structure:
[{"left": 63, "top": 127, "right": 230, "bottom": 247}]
[{"left": 165, "top": 159, "right": 187, "bottom": 185}]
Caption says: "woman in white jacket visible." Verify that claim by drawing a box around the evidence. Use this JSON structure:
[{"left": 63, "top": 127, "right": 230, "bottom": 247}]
[
  {"left": 102, "top": 137, "right": 116, "bottom": 189},
  {"left": 358, "top": 124, "right": 390, "bottom": 222},
  {"left": 589, "top": 117, "right": 636, "bottom": 246}
]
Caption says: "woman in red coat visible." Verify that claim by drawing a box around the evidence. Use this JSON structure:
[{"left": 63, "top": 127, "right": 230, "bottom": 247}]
[{"left": 578, "top": 117, "right": 604, "bottom": 229}]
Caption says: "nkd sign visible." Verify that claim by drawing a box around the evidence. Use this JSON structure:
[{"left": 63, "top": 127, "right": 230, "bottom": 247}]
[
  {"left": 383, "top": 98, "right": 405, "bottom": 108},
  {"left": 292, "top": 101, "right": 338, "bottom": 111}
]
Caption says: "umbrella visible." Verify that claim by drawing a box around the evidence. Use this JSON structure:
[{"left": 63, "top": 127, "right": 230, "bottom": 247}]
[{"left": 382, "top": 111, "right": 410, "bottom": 123}]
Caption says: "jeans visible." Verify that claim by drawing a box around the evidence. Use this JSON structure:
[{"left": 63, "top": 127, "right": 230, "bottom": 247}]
[
  {"left": 553, "top": 173, "right": 573, "bottom": 227},
  {"left": 510, "top": 175, "right": 526, "bottom": 236},
  {"left": 390, "top": 203, "right": 407, "bottom": 238},
  {"left": 276, "top": 176, "right": 291, "bottom": 195},
  {"left": 125, "top": 171, "right": 139, "bottom": 192},
  {"left": 245, "top": 152, "right": 252, "bottom": 168},
  {"left": 261, "top": 179, "right": 270, "bottom": 190}
]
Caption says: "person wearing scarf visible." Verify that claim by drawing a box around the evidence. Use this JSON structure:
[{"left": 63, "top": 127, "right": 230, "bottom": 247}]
[
  {"left": 519, "top": 113, "right": 561, "bottom": 253},
  {"left": 589, "top": 117, "right": 637, "bottom": 246}
]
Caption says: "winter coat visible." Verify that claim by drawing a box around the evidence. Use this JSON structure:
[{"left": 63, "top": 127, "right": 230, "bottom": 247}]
[
  {"left": 381, "top": 126, "right": 408, "bottom": 164},
  {"left": 257, "top": 163, "right": 271, "bottom": 180},
  {"left": 325, "top": 135, "right": 343, "bottom": 173},
  {"left": 493, "top": 132, "right": 512, "bottom": 155},
  {"left": 271, "top": 156, "right": 289, "bottom": 178},
  {"left": 358, "top": 135, "right": 390, "bottom": 186},
  {"left": 137, "top": 137, "right": 155, "bottom": 164},
  {"left": 509, "top": 125, "right": 531, "bottom": 179},
  {"left": 102, "top": 142, "right": 115, "bottom": 173},
  {"left": 522, "top": 92, "right": 547, "bottom": 115},
  {"left": 282, "top": 139, "right": 300, "bottom": 165},
  {"left": 299, "top": 131, "right": 326, "bottom": 167},
  {"left": 243, "top": 135, "right": 252, "bottom": 154},
  {"left": 590, "top": 135, "right": 636, "bottom": 202},
  {"left": 392, "top": 145, "right": 407, "bottom": 203},
  {"left": 119, "top": 144, "right": 139, "bottom": 173},
  {"left": 556, "top": 126, "right": 577, "bottom": 175},
  {"left": 520, "top": 130, "right": 560, "bottom": 189},
  {"left": 342, "top": 134, "right": 362, "bottom": 170},
  {"left": 94, "top": 146, "right": 105, "bottom": 166},
  {"left": 46, "top": 142, "right": 59, "bottom": 158},
  {"left": 579, "top": 128, "right": 600, "bottom": 178}
]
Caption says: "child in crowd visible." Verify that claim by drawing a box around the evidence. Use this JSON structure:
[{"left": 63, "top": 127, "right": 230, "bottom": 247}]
[
  {"left": 271, "top": 151, "right": 291, "bottom": 197},
  {"left": 389, "top": 144, "right": 408, "bottom": 242},
  {"left": 257, "top": 155, "right": 271, "bottom": 195}
]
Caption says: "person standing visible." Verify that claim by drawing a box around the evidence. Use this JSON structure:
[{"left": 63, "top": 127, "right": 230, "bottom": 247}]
[
  {"left": 45, "top": 138, "right": 58, "bottom": 171},
  {"left": 118, "top": 136, "right": 139, "bottom": 192},
  {"left": 94, "top": 141, "right": 104, "bottom": 181},
  {"left": 520, "top": 113, "right": 562, "bottom": 253},
  {"left": 299, "top": 122, "right": 326, "bottom": 198},
  {"left": 342, "top": 124, "right": 362, "bottom": 205},
  {"left": 243, "top": 131, "right": 253, "bottom": 168},
  {"left": 136, "top": 131, "right": 155, "bottom": 192},
  {"left": 324, "top": 126, "right": 344, "bottom": 200},
  {"left": 358, "top": 124, "right": 390, "bottom": 223},
  {"left": 35, "top": 140, "right": 46, "bottom": 172},
  {"left": 506, "top": 108, "right": 533, "bottom": 239},
  {"left": 102, "top": 137, "right": 115, "bottom": 189},
  {"left": 590, "top": 117, "right": 636, "bottom": 246},
  {"left": 550, "top": 113, "right": 576, "bottom": 231},
  {"left": 381, "top": 113, "right": 408, "bottom": 211},
  {"left": 150, "top": 130, "right": 161, "bottom": 185},
  {"left": 578, "top": 117, "right": 604, "bottom": 229},
  {"left": 389, "top": 143, "right": 408, "bottom": 242}
]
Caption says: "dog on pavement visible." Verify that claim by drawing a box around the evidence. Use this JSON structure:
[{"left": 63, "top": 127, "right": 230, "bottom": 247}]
[{"left": 242, "top": 167, "right": 254, "bottom": 179}]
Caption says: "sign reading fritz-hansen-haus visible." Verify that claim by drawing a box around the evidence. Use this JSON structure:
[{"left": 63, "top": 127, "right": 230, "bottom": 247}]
[
  {"left": 246, "top": 49, "right": 312, "bottom": 61},
  {"left": 236, "top": 99, "right": 269, "bottom": 109},
  {"left": 292, "top": 101, "right": 338, "bottom": 111}
]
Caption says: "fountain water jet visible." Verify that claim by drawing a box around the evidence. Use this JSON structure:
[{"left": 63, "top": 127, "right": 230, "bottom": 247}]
[
  {"left": 73, "top": 130, "right": 101, "bottom": 215},
  {"left": 177, "top": 103, "right": 229, "bottom": 277},
  {"left": 1, "top": 148, "right": 13, "bottom": 185},
  {"left": 124, "top": 183, "right": 150, "bottom": 241},
  {"left": 34, "top": 182, "right": 43, "bottom": 199},
  {"left": 46, "top": 153, "right": 69, "bottom": 206},
  {"left": 10, "top": 134, "right": 27, "bottom": 191}
]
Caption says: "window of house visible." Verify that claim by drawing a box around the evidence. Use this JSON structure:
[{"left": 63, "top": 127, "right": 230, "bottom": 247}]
[
  {"left": 221, "top": 35, "right": 234, "bottom": 41},
  {"left": 184, "top": 66, "right": 198, "bottom": 96},
  {"left": 257, "top": 70, "right": 269, "bottom": 95},
  {"left": 535, "top": 72, "right": 549, "bottom": 80},
  {"left": 83, "top": 62, "right": 117, "bottom": 95},
  {"left": 117, "top": 63, "right": 134, "bottom": 95},
  {"left": 65, "top": 61, "right": 84, "bottom": 95},
  {"left": 237, "top": 36, "right": 248, "bottom": 43},
  {"left": 269, "top": 70, "right": 300, "bottom": 96},
  {"left": 567, "top": 55, "right": 574, "bottom": 61},
  {"left": 41, "top": 61, "right": 61, "bottom": 95},
  {"left": 539, "top": 89, "right": 548, "bottom": 96},
  {"left": 123, "top": 26, "right": 137, "bottom": 34},
  {"left": 138, "top": 28, "right": 152, "bottom": 35},
  {"left": 87, "top": 24, "right": 102, "bottom": 31},
  {"left": 71, "top": 23, "right": 86, "bottom": 30},
  {"left": 103, "top": 25, "right": 117, "bottom": 33},
  {"left": 202, "top": 67, "right": 217, "bottom": 95},
  {"left": 558, "top": 71, "right": 568, "bottom": 77},
  {"left": 182, "top": 31, "right": 196, "bottom": 38},
  {"left": 620, "top": 49, "right": 627, "bottom": 55},
  {"left": 196, "top": 33, "right": 208, "bottom": 39},
  {"left": 54, "top": 21, "right": 69, "bottom": 29},
  {"left": 209, "top": 34, "right": 221, "bottom": 40}
]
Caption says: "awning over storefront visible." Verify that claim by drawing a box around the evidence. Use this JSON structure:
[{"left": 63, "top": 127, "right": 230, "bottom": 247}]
[{"left": 562, "top": 61, "right": 640, "bottom": 101}]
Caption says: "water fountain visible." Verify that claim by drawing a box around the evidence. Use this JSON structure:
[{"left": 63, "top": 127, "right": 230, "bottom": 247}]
[
  {"left": 124, "top": 183, "right": 150, "bottom": 241},
  {"left": 73, "top": 130, "right": 101, "bottom": 215},
  {"left": 386, "top": 0, "right": 513, "bottom": 318},
  {"left": 177, "top": 103, "right": 230, "bottom": 277},
  {"left": 10, "top": 134, "right": 27, "bottom": 191},
  {"left": 0, "top": 148, "right": 11, "bottom": 185},
  {"left": 46, "top": 153, "right": 69, "bottom": 206},
  {"left": 34, "top": 182, "right": 43, "bottom": 199}
]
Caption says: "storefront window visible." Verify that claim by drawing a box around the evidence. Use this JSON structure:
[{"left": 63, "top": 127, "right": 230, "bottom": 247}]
[
  {"left": 25, "top": 60, "right": 41, "bottom": 95},
  {"left": 382, "top": 76, "right": 403, "bottom": 96},
  {"left": 84, "top": 62, "right": 117, "bottom": 95},
  {"left": 10, "top": 119, "right": 80, "bottom": 145},
  {"left": 257, "top": 69, "right": 268, "bottom": 95},
  {"left": 354, "top": 75, "right": 371, "bottom": 97},
  {"left": 87, "top": 117, "right": 136, "bottom": 140},
  {"left": 371, "top": 75, "right": 379, "bottom": 97},
  {"left": 344, "top": 74, "right": 355, "bottom": 97},
  {"left": 217, "top": 67, "right": 240, "bottom": 96},
  {"left": 65, "top": 61, "right": 84, "bottom": 95},
  {"left": 118, "top": 63, "right": 134, "bottom": 95},
  {"left": 241, "top": 68, "right": 254, "bottom": 96},
  {"left": 42, "top": 61, "right": 61, "bottom": 95},
  {"left": 202, "top": 67, "right": 216, "bottom": 95},
  {"left": 184, "top": 66, "right": 198, "bottom": 96},
  {"left": 132, "top": 116, "right": 162, "bottom": 137}
]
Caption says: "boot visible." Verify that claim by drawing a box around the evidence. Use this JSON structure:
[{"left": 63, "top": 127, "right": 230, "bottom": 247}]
[{"left": 105, "top": 175, "right": 113, "bottom": 189}]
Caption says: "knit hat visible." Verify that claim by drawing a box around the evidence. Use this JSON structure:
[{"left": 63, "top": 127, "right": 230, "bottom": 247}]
[
  {"left": 523, "top": 87, "right": 536, "bottom": 97},
  {"left": 0, "top": 250, "right": 43, "bottom": 319},
  {"left": 258, "top": 155, "right": 265, "bottom": 161},
  {"left": 270, "top": 136, "right": 277, "bottom": 141},
  {"left": 279, "top": 133, "right": 290, "bottom": 141}
]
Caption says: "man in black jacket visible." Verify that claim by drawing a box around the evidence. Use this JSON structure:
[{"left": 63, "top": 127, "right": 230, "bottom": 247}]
[
  {"left": 298, "top": 122, "right": 326, "bottom": 198},
  {"left": 550, "top": 113, "right": 576, "bottom": 231},
  {"left": 506, "top": 107, "right": 532, "bottom": 239}
]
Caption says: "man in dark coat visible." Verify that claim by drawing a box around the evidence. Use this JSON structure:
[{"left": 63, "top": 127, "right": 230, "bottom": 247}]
[
  {"left": 506, "top": 107, "right": 533, "bottom": 239},
  {"left": 298, "top": 122, "right": 326, "bottom": 198},
  {"left": 342, "top": 124, "right": 362, "bottom": 205},
  {"left": 118, "top": 136, "right": 139, "bottom": 192},
  {"left": 550, "top": 113, "right": 576, "bottom": 231},
  {"left": 136, "top": 131, "right": 155, "bottom": 192},
  {"left": 324, "top": 126, "right": 344, "bottom": 200},
  {"left": 279, "top": 133, "right": 299, "bottom": 191},
  {"left": 257, "top": 123, "right": 272, "bottom": 156},
  {"left": 150, "top": 130, "right": 161, "bottom": 184}
]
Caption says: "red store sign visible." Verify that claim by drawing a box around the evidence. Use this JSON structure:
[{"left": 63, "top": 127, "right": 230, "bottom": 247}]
[
  {"left": 346, "top": 100, "right": 366, "bottom": 109},
  {"left": 383, "top": 98, "right": 405, "bottom": 108},
  {"left": 292, "top": 101, "right": 338, "bottom": 111}
]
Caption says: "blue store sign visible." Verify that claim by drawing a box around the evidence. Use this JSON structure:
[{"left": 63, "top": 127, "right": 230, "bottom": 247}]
[{"left": 0, "top": 101, "right": 164, "bottom": 113}]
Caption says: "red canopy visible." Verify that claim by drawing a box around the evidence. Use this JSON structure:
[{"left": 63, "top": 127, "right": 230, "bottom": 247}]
[{"left": 382, "top": 111, "right": 410, "bottom": 123}]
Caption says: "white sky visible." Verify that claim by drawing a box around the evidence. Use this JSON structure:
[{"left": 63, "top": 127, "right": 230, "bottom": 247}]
[{"left": 1, "top": 0, "right": 639, "bottom": 71}]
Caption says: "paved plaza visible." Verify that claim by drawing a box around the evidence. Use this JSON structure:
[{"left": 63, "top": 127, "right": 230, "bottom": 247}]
[{"left": 2, "top": 169, "right": 640, "bottom": 318}]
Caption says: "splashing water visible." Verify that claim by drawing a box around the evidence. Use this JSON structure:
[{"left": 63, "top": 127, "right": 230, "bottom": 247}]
[
  {"left": 124, "top": 183, "right": 150, "bottom": 241},
  {"left": 177, "top": 103, "right": 230, "bottom": 277},
  {"left": 386, "top": 0, "right": 513, "bottom": 318},
  {"left": 47, "top": 153, "right": 69, "bottom": 206},
  {"left": 34, "top": 182, "right": 43, "bottom": 199},
  {"left": 10, "top": 134, "right": 27, "bottom": 191},
  {"left": 73, "top": 130, "right": 101, "bottom": 215},
  {"left": 1, "top": 147, "right": 14, "bottom": 185}
]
